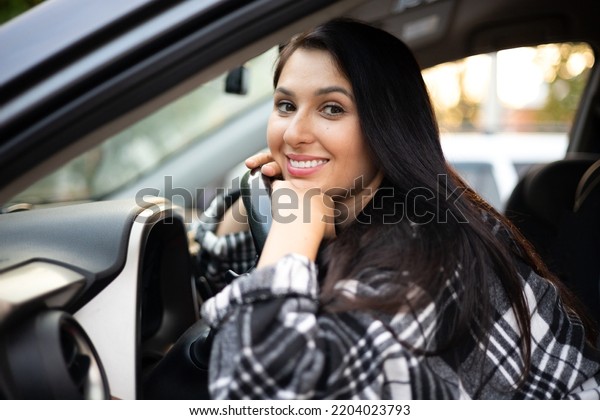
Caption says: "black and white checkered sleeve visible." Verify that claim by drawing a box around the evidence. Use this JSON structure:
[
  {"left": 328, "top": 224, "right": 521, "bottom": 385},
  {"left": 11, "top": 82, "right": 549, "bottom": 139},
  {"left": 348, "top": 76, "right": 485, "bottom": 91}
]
[
  {"left": 201, "top": 254, "right": 322, "bottom": 399},
  {"left": 195, "top": 192, "right": 257, "bottom": 292},
  {"left": 518, "top": 269, "right": 600, "bottom": 399},
  {"left": 200, "top": 254, "right": 458, "bottom": 399},
  {"left": 460, "top": 260, "right": 600, "bottom": 399}
]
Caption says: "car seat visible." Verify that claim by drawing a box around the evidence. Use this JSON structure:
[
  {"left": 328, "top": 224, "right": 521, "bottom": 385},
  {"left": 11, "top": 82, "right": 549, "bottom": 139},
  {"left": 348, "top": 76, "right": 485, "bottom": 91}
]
[{"left": 505, "top": 157, "right": 600, "bottom": 324}]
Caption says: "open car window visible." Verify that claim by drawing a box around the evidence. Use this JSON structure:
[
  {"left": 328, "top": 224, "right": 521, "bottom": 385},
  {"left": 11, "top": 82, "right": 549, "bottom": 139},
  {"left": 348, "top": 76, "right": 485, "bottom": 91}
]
[
  {"left": 7, "top": 47, "right": 278, "bottom": 207},
  {"left": 423, "top": 43, "right": 594, "bottom": 209}
]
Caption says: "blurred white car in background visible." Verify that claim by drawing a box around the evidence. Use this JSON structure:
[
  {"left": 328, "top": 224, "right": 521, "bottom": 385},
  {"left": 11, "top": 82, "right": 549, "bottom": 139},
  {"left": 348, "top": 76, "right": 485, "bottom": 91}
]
[{"left": 443, "top": 133, "right": 568, "bottom": 209}]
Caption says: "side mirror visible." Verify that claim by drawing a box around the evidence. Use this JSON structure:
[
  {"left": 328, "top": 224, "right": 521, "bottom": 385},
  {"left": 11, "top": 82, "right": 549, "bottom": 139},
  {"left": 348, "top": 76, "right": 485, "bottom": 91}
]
[{"left": 225, "top": 66, "right": 248, "bottom": 95}]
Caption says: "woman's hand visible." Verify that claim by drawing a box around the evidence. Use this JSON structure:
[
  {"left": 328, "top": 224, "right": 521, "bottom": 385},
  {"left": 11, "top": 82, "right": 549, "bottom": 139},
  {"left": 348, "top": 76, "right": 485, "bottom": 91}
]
[
  {"left": 245, "top": 151, "right": 336, "bottom": 267},
  {"left": 257, "top": 180, "right": 336, "bottom": 268},
  {"left": 245, "top": 152, "right": 282, "bottom": 178}
]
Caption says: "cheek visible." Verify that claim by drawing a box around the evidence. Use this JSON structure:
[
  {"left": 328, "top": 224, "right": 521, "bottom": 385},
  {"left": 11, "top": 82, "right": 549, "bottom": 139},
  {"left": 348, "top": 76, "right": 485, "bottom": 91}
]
[
  {"left": 345, "top": 134, "right": 376, "bottom": 176},
  {"left": 266, "top": 117, "right": 287, "bottom": 170},
  {"left": 266, "top": 116, "right": 282, "bottom": 150}
]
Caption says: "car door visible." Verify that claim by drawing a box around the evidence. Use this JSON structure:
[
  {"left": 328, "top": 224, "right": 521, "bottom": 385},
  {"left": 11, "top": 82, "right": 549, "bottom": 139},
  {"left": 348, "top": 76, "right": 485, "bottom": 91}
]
[{"left": 0, "top": 0, "right": 347, "bottom": 399}]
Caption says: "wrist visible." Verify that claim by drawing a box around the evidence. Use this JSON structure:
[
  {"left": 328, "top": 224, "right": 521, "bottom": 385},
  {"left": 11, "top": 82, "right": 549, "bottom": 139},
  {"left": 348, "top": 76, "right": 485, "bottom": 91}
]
[{"left": 257, "top": 215, "right": 325, "bottom": 267}]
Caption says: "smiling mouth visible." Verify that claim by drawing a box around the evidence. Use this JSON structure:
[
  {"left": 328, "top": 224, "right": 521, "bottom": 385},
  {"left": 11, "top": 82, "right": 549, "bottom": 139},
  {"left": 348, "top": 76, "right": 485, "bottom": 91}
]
[{"left": 289, "top": 158, "right": 329, "bottom": 168}]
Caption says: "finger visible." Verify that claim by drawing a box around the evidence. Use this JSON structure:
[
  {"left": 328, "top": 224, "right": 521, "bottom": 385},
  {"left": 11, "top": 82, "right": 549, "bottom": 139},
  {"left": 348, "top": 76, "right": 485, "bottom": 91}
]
[
  {"left": 260, "top": 162, "right": 282, "bottom": 178},
  {"left": 245, "top": 152, "right": 273, "bottom": 169}
]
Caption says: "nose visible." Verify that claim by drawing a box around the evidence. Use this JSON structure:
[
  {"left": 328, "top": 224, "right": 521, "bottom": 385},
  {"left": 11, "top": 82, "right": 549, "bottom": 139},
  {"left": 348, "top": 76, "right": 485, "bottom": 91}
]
[{"left": 283, "top": 111, "right": 316, "bottom": 148}]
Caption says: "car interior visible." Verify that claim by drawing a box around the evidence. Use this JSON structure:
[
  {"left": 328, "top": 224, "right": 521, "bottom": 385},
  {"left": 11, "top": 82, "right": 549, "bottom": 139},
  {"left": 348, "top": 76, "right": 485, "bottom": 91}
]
[{"left": 0, "top": 0, "right": 598, "bottom": 399}]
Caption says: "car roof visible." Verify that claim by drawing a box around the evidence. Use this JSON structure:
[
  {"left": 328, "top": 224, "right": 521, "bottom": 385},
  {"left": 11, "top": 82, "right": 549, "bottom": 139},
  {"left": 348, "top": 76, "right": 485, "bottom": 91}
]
[
  {"left": 2, "top": 0, "right": 596, "bottom": 88},
  {"left": 0, "top": 0, "right": 157, "bottom": 89}
]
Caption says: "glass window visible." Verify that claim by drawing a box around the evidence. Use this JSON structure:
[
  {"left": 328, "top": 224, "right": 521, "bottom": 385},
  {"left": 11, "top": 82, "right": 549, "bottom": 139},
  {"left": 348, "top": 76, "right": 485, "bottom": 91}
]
[
  {"left": 423, "top": 43, "right": 594, "bottom": 133},
  {"left": 423, "top": 43, "right": 594, "bottom": 209},
  {"left": 9, "top": 48, "right": 278, "bottom": 206}
]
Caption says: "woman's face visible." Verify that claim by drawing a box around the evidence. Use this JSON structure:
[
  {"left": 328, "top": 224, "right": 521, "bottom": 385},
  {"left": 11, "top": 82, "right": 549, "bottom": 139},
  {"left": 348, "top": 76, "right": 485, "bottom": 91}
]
[{"left": 267, "top": 48, "right": 382, "bottom": 202}]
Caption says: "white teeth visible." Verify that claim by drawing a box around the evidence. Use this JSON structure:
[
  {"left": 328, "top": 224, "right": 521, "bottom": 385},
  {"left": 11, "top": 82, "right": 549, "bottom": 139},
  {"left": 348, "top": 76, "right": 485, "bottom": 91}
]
[{"left": 290, "top": 159, "right": 328, "bottom": 168}]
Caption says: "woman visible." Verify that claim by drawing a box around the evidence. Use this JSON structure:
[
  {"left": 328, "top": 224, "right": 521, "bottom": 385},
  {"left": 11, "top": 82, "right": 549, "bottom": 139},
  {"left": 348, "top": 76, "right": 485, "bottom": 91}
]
[{"left": 196, "top": 18, "right": 600, "bottom": 399}]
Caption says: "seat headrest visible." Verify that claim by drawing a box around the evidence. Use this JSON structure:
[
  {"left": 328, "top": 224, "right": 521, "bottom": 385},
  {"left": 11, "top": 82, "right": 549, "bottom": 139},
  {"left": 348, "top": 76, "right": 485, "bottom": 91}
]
[
  {"left": 520, "top": 158, "right": 598, "bottom": 226},
  {"left": 574, "top": 160, "right": 600, "bottom": 212}
]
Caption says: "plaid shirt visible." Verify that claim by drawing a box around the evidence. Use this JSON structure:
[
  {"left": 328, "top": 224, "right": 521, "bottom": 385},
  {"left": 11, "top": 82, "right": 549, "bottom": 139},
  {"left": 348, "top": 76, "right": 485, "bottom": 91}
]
[{"left": 197, "top": 196, "right": 600, "bottom": 399}]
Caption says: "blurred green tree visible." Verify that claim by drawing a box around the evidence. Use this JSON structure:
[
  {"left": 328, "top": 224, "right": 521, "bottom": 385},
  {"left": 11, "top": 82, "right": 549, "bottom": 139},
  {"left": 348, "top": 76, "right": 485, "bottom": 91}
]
[
  {"left": 425, "top": 43, "right": 593, "bottom": 133},
  {"left": 0, "top": 0, "right": 45, "bottom": 24}
]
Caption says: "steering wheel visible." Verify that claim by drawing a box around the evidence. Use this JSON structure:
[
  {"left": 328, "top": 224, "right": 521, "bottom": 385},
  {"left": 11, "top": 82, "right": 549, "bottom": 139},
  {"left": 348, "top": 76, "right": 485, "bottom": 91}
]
[{"left": 240, "top": 168, "right": 273, "bottom": 257}]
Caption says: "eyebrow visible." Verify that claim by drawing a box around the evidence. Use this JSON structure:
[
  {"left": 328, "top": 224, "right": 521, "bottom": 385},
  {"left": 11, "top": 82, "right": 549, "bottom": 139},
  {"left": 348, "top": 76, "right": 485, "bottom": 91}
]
[
  {"left": 275, "top": 86, "right": 354, "bottom": 100},
  {"left": 315, "top": 86, "right": 354, "bottom": 100},
  {"left": 275, "top": 87, "right": 294, "bottom": 96}
]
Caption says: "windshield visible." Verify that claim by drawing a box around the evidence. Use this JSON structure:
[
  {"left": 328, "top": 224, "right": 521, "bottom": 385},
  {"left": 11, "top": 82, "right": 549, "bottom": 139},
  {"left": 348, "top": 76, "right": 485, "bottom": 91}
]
[{"left": 9, "top": 48, "right": 278, "bottom": 206}]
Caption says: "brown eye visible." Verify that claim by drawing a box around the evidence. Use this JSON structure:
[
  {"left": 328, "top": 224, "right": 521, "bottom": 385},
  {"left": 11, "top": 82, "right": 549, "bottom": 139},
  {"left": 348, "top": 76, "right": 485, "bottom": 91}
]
[
  {"left": 276, "top": 101, "right": 295, "bottom": 113},
  {"left": 322, "top": 104, "right": 344, "bottom": 116}
]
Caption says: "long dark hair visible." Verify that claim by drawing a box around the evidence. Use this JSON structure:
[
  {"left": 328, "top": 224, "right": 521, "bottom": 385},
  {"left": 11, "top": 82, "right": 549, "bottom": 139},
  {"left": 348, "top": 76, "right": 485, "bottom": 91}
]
[{"left": 273, "top": 18, "right": 596, "bottom": 391}]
